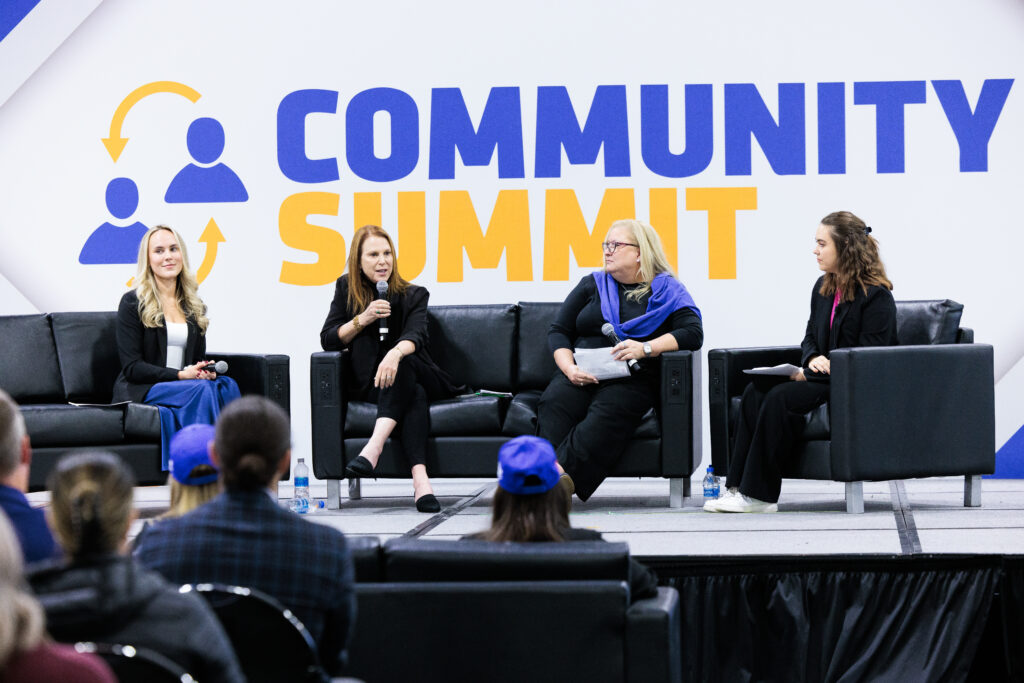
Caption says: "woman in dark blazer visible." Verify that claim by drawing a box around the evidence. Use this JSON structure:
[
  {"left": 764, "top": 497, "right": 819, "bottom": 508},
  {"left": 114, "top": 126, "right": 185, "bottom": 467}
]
[
  {"left": 537, "top": 219, "right": 703, "bottom": 502},
  {"left": 113, "top": 225, "right": 240, "bottom": 469},
  {"left": 320, "top": 224, "right": 459, "bottom": 512},
  {"left": 705, "top": 211, "right": 897, "bottom": 513}
]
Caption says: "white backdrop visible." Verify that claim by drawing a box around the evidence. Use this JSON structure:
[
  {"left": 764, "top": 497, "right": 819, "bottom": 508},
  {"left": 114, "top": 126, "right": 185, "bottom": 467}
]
[{"left": 2, "top": 0, "right": 1022, "bottom": 480}]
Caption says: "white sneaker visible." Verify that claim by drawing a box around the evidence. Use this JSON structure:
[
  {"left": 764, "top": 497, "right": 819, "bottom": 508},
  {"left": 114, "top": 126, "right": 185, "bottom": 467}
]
[
  {"left": 714, "top": 493, "right": 778, "bottom": 513},
  {"left": 702, "top": 487, "right": 738, "bottom": 512}
]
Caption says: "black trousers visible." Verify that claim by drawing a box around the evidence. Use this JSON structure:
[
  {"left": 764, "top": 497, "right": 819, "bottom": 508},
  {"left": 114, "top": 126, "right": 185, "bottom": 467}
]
[
  {"left": 537, "top": 371, "right": 657, "bottom": 501},
  {"left": 361, "top": 355, "right": 449, "bottom": 469},
  {"left": 726, "top": 378, "right": 830, "bottom": 503}
]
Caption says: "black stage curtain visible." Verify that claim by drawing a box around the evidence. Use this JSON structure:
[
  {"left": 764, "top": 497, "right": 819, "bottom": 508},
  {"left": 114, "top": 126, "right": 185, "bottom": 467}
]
[{"left": 643, "top": 555, "right": 1023, "bottom": 683}]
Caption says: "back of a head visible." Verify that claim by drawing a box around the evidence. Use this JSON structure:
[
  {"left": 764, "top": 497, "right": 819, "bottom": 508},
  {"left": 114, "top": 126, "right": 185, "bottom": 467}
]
[
  {"left": 486, "top": 436, "right": 568, "bottom": 543},
  {"left": 0, "top": 389, "right": 26, "bottom": 480},
  {"left": 48, "top": 452, "right": 135, "bottom": 561},
  {"left": 215, "top": 396, "right": 290, "bottom": 492},
  {"left": 0, "top": 513, "right": 44, "bottom": 665}
]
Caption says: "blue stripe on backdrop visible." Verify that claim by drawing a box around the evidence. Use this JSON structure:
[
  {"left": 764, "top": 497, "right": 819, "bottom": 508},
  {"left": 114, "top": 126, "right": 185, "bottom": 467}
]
[
  {"left": 0, "top": 0, "right": 41, "bottom": 42},
  {"left": 991, "top": 424, "right": 1024, "bottom": 478}
]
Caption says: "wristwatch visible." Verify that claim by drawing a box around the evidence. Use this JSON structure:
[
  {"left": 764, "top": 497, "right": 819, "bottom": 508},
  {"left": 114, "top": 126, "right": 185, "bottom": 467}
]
[{"left": 642, "top": 342, "right": 652, "bottom": 357}]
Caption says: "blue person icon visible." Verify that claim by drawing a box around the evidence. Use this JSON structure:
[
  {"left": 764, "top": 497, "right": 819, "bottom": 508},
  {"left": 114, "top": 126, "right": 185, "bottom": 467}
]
[
  {"left": 165, "top": 117, "right": 248, "bottom": 203},
  {"left": 79, "top": 178, "right": 149, "bottom": 264}
]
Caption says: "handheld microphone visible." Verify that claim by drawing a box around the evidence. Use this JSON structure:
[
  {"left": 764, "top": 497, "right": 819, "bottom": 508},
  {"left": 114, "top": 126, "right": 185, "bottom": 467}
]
[
  {"left": 376, "top": 280, "right": 389, "bottom": 341},
  {"left": 200, "top": 360, "right": 228, "bottom": 375},
  {"left": 601, "top": 323, "right": 639, "bottom": 373}
]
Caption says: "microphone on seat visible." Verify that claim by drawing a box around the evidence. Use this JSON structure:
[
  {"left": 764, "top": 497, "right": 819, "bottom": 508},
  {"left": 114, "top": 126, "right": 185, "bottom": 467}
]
[
  {"left": 376, "top": 280, "right": 389, "bottom": 341},
  {"left": 601, "top": 323, "right": 639, "bottom": 373},
  {"left": 200, "top": 360, "right": 228, "bottom": 375}
]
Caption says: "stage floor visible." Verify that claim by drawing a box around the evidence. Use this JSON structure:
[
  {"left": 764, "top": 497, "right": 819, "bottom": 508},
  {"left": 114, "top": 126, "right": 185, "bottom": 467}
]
[{"left": 63, "top": 475, "right": 1024, "bottom": 558}]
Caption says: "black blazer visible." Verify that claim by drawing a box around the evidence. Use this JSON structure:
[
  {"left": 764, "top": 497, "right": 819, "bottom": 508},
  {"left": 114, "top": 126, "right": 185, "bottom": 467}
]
[
  {"left": 320, "top": 274, "right": 455, "bottom": 395},
  {"left": 800, "top": 275, "right": 898, "bottom": 381},
  {"left": 112, "top": 289, "right": 205, "bottom": 403}
]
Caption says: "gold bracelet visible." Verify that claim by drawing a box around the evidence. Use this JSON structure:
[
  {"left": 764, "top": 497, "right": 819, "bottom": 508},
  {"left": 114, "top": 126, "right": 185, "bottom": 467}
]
[
  {"left": 393, "top": 346, "right": 404, "bottom": 359},
  {"left": 352, "top": 315, "right": 363, "bottom": 332}
]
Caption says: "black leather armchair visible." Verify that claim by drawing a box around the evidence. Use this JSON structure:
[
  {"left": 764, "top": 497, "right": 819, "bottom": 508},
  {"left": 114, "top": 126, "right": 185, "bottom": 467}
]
[
  {"left": 0, "top": 312, "right": 290, "bottom": 489},
  {"left": 708, "top": 300, "right": 994, "bottom": 513},
  {"left": 345, "top": 537, "right": 681, "bottom": 683},
  {"left": 310, "top": 302, "right": 702, "bottom": 508}
]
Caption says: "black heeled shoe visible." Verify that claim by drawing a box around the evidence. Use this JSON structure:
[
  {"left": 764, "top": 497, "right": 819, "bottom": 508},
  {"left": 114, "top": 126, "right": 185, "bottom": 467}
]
[
  {"left": 415, "top": 494, "right": 441, "bottom": 513},
  {"left": 345, "top": 456, "right": 375, "bottom": 478}
]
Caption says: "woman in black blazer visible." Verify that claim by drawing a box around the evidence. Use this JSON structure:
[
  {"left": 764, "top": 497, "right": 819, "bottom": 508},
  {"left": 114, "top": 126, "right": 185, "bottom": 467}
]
[
  {"left": 113, "top": 225, "right": 240, "bottom": 469},
  {"left": 705, "top": 211, "right": 897, "bottom": 513},
  {"left": 320, "top": 225, "right": 459, "bottom": 512}
]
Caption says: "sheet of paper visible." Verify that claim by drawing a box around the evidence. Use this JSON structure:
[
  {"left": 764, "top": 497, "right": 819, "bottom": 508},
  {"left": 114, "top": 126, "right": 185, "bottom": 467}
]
[
  {"left": 573, "top": 347, "right": 631, "bottom": 380},
  {"left": 742, "top": 363, "right": 801, "bottom": 377}
]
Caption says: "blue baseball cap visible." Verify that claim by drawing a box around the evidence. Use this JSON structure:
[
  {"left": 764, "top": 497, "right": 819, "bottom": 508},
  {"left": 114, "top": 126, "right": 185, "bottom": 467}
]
[
  {"left": 169, "top": 424, "right": 219, "bottom": 486},
  {"left": 497, "top": 436, "right": 560, "bottom": 495}
]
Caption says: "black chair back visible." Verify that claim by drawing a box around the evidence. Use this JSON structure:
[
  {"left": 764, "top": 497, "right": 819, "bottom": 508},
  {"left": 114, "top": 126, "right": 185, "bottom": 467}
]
[
  {"left": 75, "top": 642, "right": 194, "bottom": 683},
  {"left": 183, "top": 583, "right": 328, "bottom": 683}
]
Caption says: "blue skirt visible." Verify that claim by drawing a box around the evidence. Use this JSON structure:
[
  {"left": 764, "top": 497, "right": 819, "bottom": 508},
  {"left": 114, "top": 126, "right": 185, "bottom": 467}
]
[{"left": 144, "top": 377, "right": 241, "bottom": 470}]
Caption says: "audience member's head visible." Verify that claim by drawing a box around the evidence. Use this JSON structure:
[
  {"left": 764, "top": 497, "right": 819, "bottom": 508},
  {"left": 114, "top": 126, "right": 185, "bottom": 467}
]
[
  {"left": 482, "top": 436, "right": 569, "bottom": 542},
  {"left": 213, "top": 396, "right": 291, "bottom": 492},
  {"left": 0, "top": 513, "right": 44, "bottom": 667},
  {"left": 47, "top": 452, "right": 135, "bottom": 561},
  {"left": 0, "top": 389, "right": 31, "bottom": 492},
  {"left": 161, "top": 424, "right": 219, "bottom": 519}
]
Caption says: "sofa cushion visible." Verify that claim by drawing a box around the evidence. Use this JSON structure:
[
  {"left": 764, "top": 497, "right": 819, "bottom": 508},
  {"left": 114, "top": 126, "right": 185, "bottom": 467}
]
[
  {"left": 896, "top": 300, "right": 963, "bottom": 345},
  {"left": 516, "top": 301, "right": 561, "bottom": 391},
  {"left": 21, "top": 404, "right": 125, "bottom": 447},
  {"left": 124, "top": 402, "right": 162, "bottom": 439},
  {"left": 344, "top": 395, "right": 506, "bottom": 437},
  {"left": 502, "top": 390, "right": 660, "bottom": 439},
  {"left": 50, "top": 311, "right": 121, "bottom": 403},
  {"left": 427, "top": 304, "right": 516, "bottom": 392},
  {"left": 383, "top": 538, "right": 631, "bottom": 583},
  {"left": 0, "top": 315, "right": 64, "bottom": 403}
]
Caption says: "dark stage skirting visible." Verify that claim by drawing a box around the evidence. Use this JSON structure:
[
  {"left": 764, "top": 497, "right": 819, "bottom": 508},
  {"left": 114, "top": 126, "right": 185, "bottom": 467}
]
[{"left": 641, "top": 554, "right": 1023, "bottom": 683}]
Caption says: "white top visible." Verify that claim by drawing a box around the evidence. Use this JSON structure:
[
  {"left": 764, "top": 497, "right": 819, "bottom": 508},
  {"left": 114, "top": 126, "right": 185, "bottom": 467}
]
[{"left": 165, "top": 322, "right": 188, "bottom": 370}]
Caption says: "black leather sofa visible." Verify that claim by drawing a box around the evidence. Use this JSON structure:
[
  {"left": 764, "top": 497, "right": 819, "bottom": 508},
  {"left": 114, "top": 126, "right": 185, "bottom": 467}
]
[
  {"left": 0, "top": 312, "right": 290, "bottom": 489},
  {"left": 708, "top": 300, "right": 995, "bottom": 512},
  {"left": 343, "top": 536, "right": 681, "bottom": 683},
  {"left": 310, "top": 302, "right": 702, "bottom": 508}
]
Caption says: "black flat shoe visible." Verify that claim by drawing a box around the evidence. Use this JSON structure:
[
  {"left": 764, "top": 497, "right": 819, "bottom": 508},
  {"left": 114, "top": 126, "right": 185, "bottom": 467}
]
[
  {"left": 415, "top": 494, "right": 441, "bottom": 513},
  {"left": 345, "top": 456, "right": 375, "bottom": 478}
]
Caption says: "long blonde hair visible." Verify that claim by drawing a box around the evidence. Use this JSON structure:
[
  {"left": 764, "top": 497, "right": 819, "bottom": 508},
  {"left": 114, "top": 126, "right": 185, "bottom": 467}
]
[
  {"left": 159, "top": 471, "right": 219, "bottom": 520},
  {"left": 606, "top": 219, "right": 677, "bottom": 303},
  {"left": 133, "top": 225, "right": 209, "bottom": 333},
  {"left": 0, "top": 514, "right": 44, "bottom": 666}
]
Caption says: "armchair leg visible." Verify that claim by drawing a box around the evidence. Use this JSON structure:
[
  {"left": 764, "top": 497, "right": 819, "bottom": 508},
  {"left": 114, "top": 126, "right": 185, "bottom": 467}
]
[
  {"left": 845, "top": 482, "right": 864, "bottom": 514},
  {"left": 348, "top": 478, "right": 362, "bottom": 501},
  {"left": 327, "top": 479, "right": 341, "bottom": 510},
  {"left": 669, "top": 478, "right": 688, "bottom": 508},
  {"left": 964, "top": 475, "right": 982, "bottom": 507}
]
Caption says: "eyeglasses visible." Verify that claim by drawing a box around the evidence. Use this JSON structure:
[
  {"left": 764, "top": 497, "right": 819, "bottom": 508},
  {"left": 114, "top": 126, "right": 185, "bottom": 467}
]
[{"left": 601, "top": 241, "right": 639, "bottom": 254}]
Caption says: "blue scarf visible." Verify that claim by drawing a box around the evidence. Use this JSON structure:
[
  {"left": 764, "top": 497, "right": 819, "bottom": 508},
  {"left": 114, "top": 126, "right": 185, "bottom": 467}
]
[{"left": 593, "top": 271, "right": 701, "bottom": 339}]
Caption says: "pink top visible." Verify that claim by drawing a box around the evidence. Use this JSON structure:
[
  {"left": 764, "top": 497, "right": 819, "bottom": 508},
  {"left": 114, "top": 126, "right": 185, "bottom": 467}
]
[{"left": 830, "top": 290, "right": 842, "bottom": 327}]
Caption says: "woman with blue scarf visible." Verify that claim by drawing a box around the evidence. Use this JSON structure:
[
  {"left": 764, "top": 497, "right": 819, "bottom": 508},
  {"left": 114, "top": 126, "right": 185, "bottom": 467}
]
[{"left": 538, "top": 219, "right": 703, "bottom": 502}]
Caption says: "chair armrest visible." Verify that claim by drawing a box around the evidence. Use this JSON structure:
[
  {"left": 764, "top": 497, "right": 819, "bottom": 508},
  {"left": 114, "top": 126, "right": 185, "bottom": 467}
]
[
  {"left": 829, "top": 343, "right": 995, "bottom": 480},
  {"left": 708, "top": 347, "right": 801, "bottom": 471},
  {"left": 658, "top": 350, "right": 701, "bottom": 477},
  {"left": 206, "top": 352, "right": 290, "bottom": 415},
  {"left": 957, "top": 327, "right": 974, "bottom": 343},
  {"left": 310, "top": 351, "right": 351, "bottom": 479},
  {"left": 626, "top": 586, "right": 681, "bottom": 683}
]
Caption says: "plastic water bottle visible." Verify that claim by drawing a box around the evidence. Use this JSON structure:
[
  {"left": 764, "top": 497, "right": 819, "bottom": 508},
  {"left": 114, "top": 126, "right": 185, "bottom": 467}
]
[
  {"left": 291, "top": 458, "right": 310, "bottom": 514},
  {"left": 702, "top": 465, "right": 720, "bottom": 499}
]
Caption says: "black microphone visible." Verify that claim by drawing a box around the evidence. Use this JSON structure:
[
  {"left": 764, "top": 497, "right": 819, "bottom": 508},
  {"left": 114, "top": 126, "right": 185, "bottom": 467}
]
[
  {"left": 601, "top": 323, "right": 639, "bottom": 373},
  {"left": 376, "top": 280, "right": 389, "bottom": 341},
  {"left": 200, "top": 360, "right": 228, "bottom": 374}
]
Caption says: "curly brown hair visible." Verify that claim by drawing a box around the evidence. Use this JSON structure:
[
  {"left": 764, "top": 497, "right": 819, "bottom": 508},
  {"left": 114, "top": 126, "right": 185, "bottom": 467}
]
[
  {"left": 818, "top": 211, "right": 893, "bottom": 303},
  {"left": 346, "top": 225, "right": 410, "bottom": 314}
]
